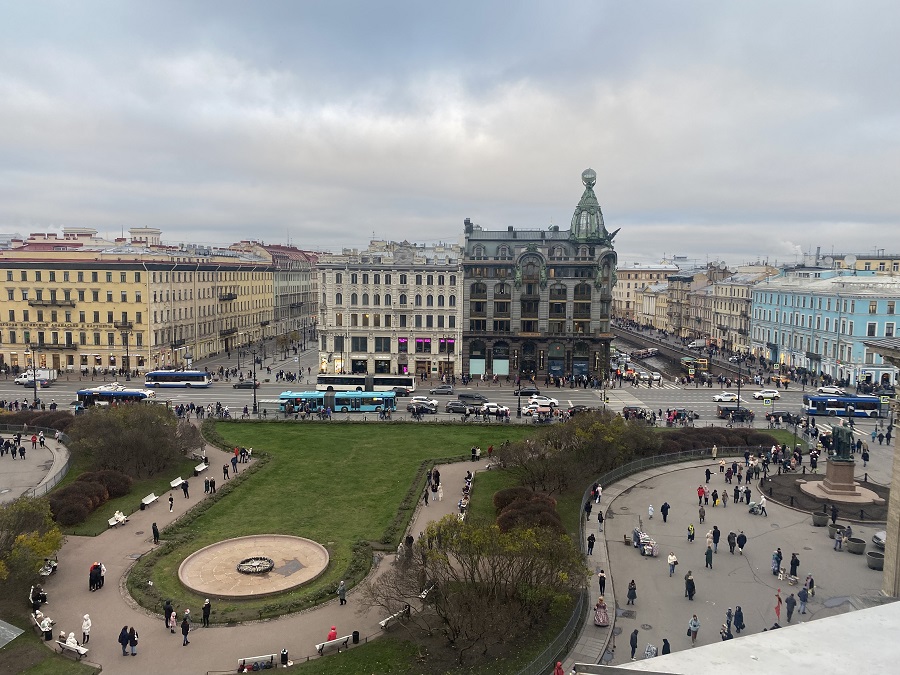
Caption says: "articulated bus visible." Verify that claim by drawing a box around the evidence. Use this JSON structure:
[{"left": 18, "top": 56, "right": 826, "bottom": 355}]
[
  {"left": 279, "top": 390, "right": 396, "bottom": 413},
  {"left": 315, "top": 374, "right": 416, "bottom": 393},
  {"left": 802, "top": 394, "right": 883, "bottom": 418},
  {"left": 145, "top": 370, "right": 212, "bottom": 388},
  {"left": 76, "top": 384, "right": 157, "bottom": 407}
]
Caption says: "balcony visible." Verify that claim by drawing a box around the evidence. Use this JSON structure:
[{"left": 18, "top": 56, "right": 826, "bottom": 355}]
[
  {"left": 171, "top": 338, "right": 186, "bottom": 348},
  {"left": 220, "top": 327, "right": 238, "bottom": 337},
  {"left": 219, "top": 292, "right": 238, "bottom": 302},
  {"left": 260, "top": 320, "right": 270, "bottom": 327},
  {"left": 806, "top": 350, "right": 822, "bottom": 361},
  {"left": 718, "top": 324, "right": 728, "bottom": 332},
  {"left": 42, "top": 343, "right": 79, "bottom": 351},
  {"left": 28, "top": 299, "right": 76, "bottom": 308},
  {"left": 113, "top": 321, "right": 134, "bottom": 331}
]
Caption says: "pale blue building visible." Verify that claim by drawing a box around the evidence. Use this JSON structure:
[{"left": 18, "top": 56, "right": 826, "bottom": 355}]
[{"left": 750, "top": 268, "right": 900, "bottom": 387}]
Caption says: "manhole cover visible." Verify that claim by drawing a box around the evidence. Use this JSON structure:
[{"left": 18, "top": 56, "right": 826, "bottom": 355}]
[
  {"left": 600, "top": 648, "right": 615, "bottom": 664},
  {"left": 617, "top": 609, "right": 636, "bottom": 619},
  {"left": 135, "top": 531, "right": 144, "bottom": 535},
  {"left": 770, "top": 523, "right": 780, "bottom": 528},
  {"left": 641, "top": 623, "right": 653, "bottom": 629},
  {"left": 612, "top": 627, "right": 623, "bottom": 636},
  {"left": 621, "top": 506, "right": 630, "bottom": 511},
  {"left": 606, "top": 512, "right": 615, "bottom": 519},
  {"left": 126, "top": 553, "right": 143, "bottom": 560},
  {"left": 803, "top": 546, "right": 812, "bottom": 550}
]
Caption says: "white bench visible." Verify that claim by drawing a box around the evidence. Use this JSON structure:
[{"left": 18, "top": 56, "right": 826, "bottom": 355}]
[
  {"left": 170, "top": 477, "right": 184, "bottom": 489},
  {"left": 56, "top": 641, "right": 89, "bottom": 660},
  {"left": 237, "top": 654, "right": 276, "bottom": 672},
  {"left": 316, "top": 634, "right": 352, "bottom": 655},
  {"left": 418, "top": 584, "right": 434, "bottom": 601},
  {"left": 31, "top": 612, "right": 53, "bottom": 633},
  {"left": 379, "top": 604, "right": 411, "bottom": 630},
  {"left": 108, "top": 511, "right": 129, "bottom": 528},
  {"left": 195, "top": 462, "right": 208, "bottom": 474},
  {"left": 142, "top": 493, "right": 159, "bottom": 507}
]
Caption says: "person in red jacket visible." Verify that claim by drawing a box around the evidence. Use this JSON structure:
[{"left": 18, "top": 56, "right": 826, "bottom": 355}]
[
  {"left": 327, "top": 626, "right": 337, "bottom": 641},
  {"left": 697, "top": 485, "right": 705, "bottom": 506}
]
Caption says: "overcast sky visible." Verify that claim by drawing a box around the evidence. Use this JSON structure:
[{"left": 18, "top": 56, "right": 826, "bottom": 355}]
[{"left": 2, "top": 1, "right": 898, "bottom": 264}]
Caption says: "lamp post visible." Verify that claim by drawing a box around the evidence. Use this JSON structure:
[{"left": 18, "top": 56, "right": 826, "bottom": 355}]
[
  {"left": 28, "top": 343, "right": 39, "bottom": 406},
  {"left": 115, "top": 321, "right": 133, "bottom": 381},
  {"left": 516, "top": 388, "right": 522, "bottom": 419},
  {"left": 250, "top": 346, "right": 258, "bottom": 415}
]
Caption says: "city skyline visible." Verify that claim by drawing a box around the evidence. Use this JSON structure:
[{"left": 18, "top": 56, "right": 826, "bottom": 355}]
[{"left": 2, "top": 1, "right": 899, "bottom": 263}]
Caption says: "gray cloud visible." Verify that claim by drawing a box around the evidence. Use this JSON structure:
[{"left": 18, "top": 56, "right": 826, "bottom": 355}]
[{"left": 1, "top": 1, "right": 898, "bottom": 264}]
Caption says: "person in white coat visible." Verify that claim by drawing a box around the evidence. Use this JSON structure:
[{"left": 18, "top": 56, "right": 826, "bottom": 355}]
[
  {"left": 648, "top": 505, "right": 654, "bottom": 519},
  {"left": 82, "top": 614, "right": 91, "bottom": 644}
]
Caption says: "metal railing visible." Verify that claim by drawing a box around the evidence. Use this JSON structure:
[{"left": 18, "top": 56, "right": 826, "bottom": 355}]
[
  {"left": 515, "top": 588, "right": 588, "bottom": 675},
  {"left": 0, "top": 424, "right": 73, "bottom": 498}
]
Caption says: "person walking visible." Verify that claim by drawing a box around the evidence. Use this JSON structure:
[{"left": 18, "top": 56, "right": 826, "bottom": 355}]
[
  {"left": 553, "top": 662, "right": 564, "bottom": 675},
  {"left": 168, "top": 494, "right": 174, "bottom": 512},
  {"left": 630, "top": 629, "right": 639, "bottom": 660},
  {"left": 834, "top": 528, "right": 844, "bottom": 551},
  {"left": 698, "top": 506, "right": 705, "bottom": 524},
  {"left": 202, "top": 599, "right": 211, "bottom": 627},
  {"left": 758, "top": 493, "right": 767, "bottom": 516},
  {"left": 210, "top": 478, "right": 216, "bottom": 494},
  {"left": 598, "top": 569, "right": 606, "bottom": 595},
  {"left": 725, "top": 607, "right": 733, "bottom": 633},
  {"left": 687, "top": 523, "right": 695, "bottom": 543},
  {"left": 798, "top": 586, "right": 809, "bottom": 614},
  {"left": 685, "top": 571, "right": 696, "bottom": 600},
  {"left": 128, "top": 626, "right": 138, "bottom": 655},
  {"left": 152, "top": 522, "right": 160, "bottom": 545},
  {"left": 705, "top": 545, "right": 713, "bottom": 569},
  {"left": 660, "top": 501, "right": 670, "bottom": 523},
  {"left": 734, "top": 605, "right": 745, "bottom": 633},
  {"left": 118, "top": 626, "right": 130, "bottom": 656},
  {"left": 831, "top": 504, "right": 839, "bottom": 525},
  {"left": 661, "top": 638, "right": 671, "bottom": 655},
  {"left": 181, "top": 480, "right": 189, "bottom": 499},
  {"left": 705, "top": 467, "right": 712, "bottom": 483},
  {"left": 705, "top": 530, "right": 714, "bottom": 549},
  {"left": 712, "top": 526, "right": 721, "bottom": 553},
  {"left": 805, "top": 574, "right": 816, "bottom": 598},
  {"left": 626, "top": 580, "right": 637, "bottom": 605},
  {"left": 597, "top": 510, "right": 604, "bottom": 532},
  {"left": 727, "top": 531, "right": 737, "bottom": 554},
  {"left": 697, "top": 485, "right": 704, "bottom": 506},
  {"left": 587, "top": 533, "right": 596, "bottom": 555},
  {"left": 81, "top": 614, "right": 91, "bottom": 645},
  {"left": 648, "top": 504, "right": 654, "bottom": 520},
  {"left": 789, "top": 553, "right": 800, "bottom": 578},
  {"left": 688, "top": 615, "right": 700, "bottom": 645},
  {"left": 774, "top": 589, "right": 783, "bottom": 623},
  {"left": 181, "top": 617, "right": 190, "bottom": 645},
  {"left": 722, "top": 489, "right": 728, "bottom": 508},
  {"left": 668, "top": 552, "right": 678, "bottom": 577},
  {"left": 711, "top": 489, "right": 719, "bottom": 507},
  {"left": 231, "top": 455, "right": 238, "bottom": 475},
  {"left": 785, "top": 592, "right": 797, "bottom": 622},
  {"left": 164, "top": 600, "right": 174, "bottom": 630},
  {"left": 223, "top": 464, "right": 230, "bottom": 480},
  {"left": 736, "top": 531, "right": 747, "bottom": 555},
  {"left": 204, "top": 477, "right": 210, "bottom": 494},
  {"left": 338, "top": 581, "right": 347, "bottom": 605}
]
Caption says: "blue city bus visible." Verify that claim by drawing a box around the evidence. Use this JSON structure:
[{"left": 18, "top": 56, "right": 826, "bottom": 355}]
[
  {"left": 279, "top": 390, "right": 396, "bottom": 413},
  {"left": 77, "top": 384, "right": 157, "bottom": 407},
  {"left": 802, "top": 394, "right": 883, "bottom": 418},
  {"left": 145, "top": 370, "right": 212, "bottom": 388}
]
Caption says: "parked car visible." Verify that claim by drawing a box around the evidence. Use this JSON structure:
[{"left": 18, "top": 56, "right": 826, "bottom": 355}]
[
  {"left": 873, "top": 530, "right": 886, "bottom": 550},
  {"left": 445, "top": 400, "right": 471, "bottom": 414},
  {"left": 391, "top": 386, "right": 412, "bottom": 397},
  {"left": 528, "top": 395, "right": 559, "bottom": 407},
  {"left": 409, "top": 395, "right": 438, "bottom": 408},
  {"left": 515, "top": 386, "right": 541, "bottom": 397},
  {"left": 753, "top": 389, "right": 781, "bottom": 400},
  {"left": 712, "top": 392, "right": 741, "bottom": 402},
  {"left": 817, "top": 385, "right": 846, "bottom": 396},
  {"left": 429, "top": 384, "right": 454, "bottom": 395},
  {"left": 233, "top": 380, "right": 260, "bottom": 389}
]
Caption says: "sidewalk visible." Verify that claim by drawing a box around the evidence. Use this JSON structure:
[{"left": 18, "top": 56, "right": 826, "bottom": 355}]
[{"left": 0, "top": 435, "right": 68, "bottom": 505}]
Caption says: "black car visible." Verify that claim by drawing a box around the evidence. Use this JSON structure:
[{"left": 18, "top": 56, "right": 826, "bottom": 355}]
[
  {"left": 445, "top": 400, "right": 471, "bottom": 414},
  {"left": 407, "top": 402, "right": 437, "bottom": 414},
  {"left": 764, "top": 410, "right": 794, "bottom": 423},
  {"left": 673, "top": 408, "right": 701, "bottom": 420},
  {"left": 391, "top": 386, "right": 412, "bottom": 397},
  {"left": 716, "top": 405, "right": 753, "bottom": 421},
  {"left": 567, "top": 405, "right": 594, "bottom": 416},
  {"left": 516, "top": 386, "right": 541, "bottom": 397},
  {"left": 233, "top": 380, "right": 260, "bottom": 389}
]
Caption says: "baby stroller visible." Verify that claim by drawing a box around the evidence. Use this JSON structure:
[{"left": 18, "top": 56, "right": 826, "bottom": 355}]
[{"left": 748, "top": 501, "right": 763, "bottom": 515}]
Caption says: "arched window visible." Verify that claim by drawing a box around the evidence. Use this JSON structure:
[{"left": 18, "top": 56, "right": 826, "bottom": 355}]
[
  {"left": 384, "top": 293, "right": 391, "bottom": 306},
  {"left": 351, "top": 292, "right": 358, "bottom": 305},
  {"left": 415, "top": 294, "right": 423, "bottom": 307},
  {"left": 362, "top": 293, "right": 369, "bottom": 306},
  {"left": 470, "top": 282, "right": 487, "bottom": 297},
  {"left": 494, "top": 282, "right": 510, "bottom": 297},
  {"left": 373, "top": 294, "right": 380, "bottom": 306},
  {"left": 449, "top": 295, "right": 457, "bottom": 307},
  {"left": 497, "top": 245, "right": 511, "bottom": 258},
  {"left": 426, "top": 295, "right": 434, "bottom": 307},
  {"left": 437, "top": 295, "right": 445, "bottom": 307},
  {"left": 335, "top": 293, "right": 343, "bottom": 305},
  {"left": 473, "top": 245, "right": 486, "bottom": 259},
  {"left": 399, "top": 294, "right": 407, "bottom": 305}
]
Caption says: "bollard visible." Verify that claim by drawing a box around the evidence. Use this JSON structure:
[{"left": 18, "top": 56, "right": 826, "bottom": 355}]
[
  {"left": 860, "top": 509, "right": 865, "bottom": 520},
  {"left": 864, "top": 473, "right": 868, "bottom": 483},
  {"left": 769, "top": 487, "right": 773, "bottom": 497},
  {"left": 790, "top": 496, "right": 794, "bottom": 507}
]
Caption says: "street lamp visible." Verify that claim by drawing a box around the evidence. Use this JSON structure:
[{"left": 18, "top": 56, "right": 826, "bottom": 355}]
[
  {"left": 115, "top": 321, "right": 133, "bottom": 381},
  {"left": 250, "top": 346, "right": 259, "bottom": 414},
  {"left": 27, "top": 343, "right": 39, "bottom": 406},
  {"left": 516, "top": 388, "right": 522, "bottom": 418}
]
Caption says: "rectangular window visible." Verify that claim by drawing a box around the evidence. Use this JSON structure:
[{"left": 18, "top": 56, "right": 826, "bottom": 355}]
[
  {"left": 362, "top": 274, "right": 368, "bottom": 284},
  {"left": 93, "top": 311, "right": 100, "bottom": 322},
  {"left": 384, "top": 274, "right": 391, "bottom": 285},
  {"left": 373, "top": 274, "right": 380, "bottom": 284},
  {"left": 36, "top": 310, "right": 44, "bottom": 322},
  {"left": 79, "top": 311, "right": 85, "bottom": 322},
  {"left": 35, "top": 271, "right": 42, "bottom": 281},
  {"left": 93, "top": 332, "right": 101, "bottom": 345},
  {"left": 106, "top": 291, "right": 113, "bottom": 302},
  {"left": 107, "top": 311, "right": 114, "bottom": 323},
  {"left": 136, "top": 333, "right": 143, "bottom": 346},
  {"left": 21, "top": 271, "right": 27, "bottom": 281},
  {"left": 415, "top": 338, "right": 431, "bottom": 353},
  {"left": 333, "top": 335, "right": 344, "bottom": 352},
  {"left": 135, "top": 272, "right": 141, "bottom": 282},
  {"left": 335, "top": 272, "right": 342, "bottom": 284},
  {"left": 6, "top": 289, "right": 12, "bottom": 301},
  {"left": 5, "top": 270, "right": 11, "bottom": 281},
  {"left": 416, "top": 274, "right": 422, "bottom": 285},
  {"left": 426, "top": 315, "right": 434, "bottom": 328},
  {"left": 49, "top": 271, "right": 56, "bottom": 282},
  {"left": 135, "top": 291, "right": 141, "bottom": 303},
  {"left": 106, "top": 272, "right": 112, "bottom": 283},
  {"left": 384, "top": 315, "right": 391, "bottom": 328},
  {"left": 136, "top": 312, "right": 142, "bottom": 323},
  {"left": 886, "top": 323, "right": 895, "bottom": 338},
  {"left": 374, "top": 337, "right": 390, "bottom": 353},
  {"left": 399, "top": 274, "right": 407, "bottom": 285},
  {"left": 437, "top": 315, "right": 444, "bottom": 328},
  {"left": 867, "top": 322, "right": 877, "bottom": 337},
  {"left": 335, "top": 313, "right": 343, "bottom": 327},
  {"left": 398, "top": 338, "right": 408, "bottom": 353},
  {"left": 351, "top": 336, "right": 367, "bottom": 352},
  {"left": 351, "top": 273, "right": 358, "bottom": 284},
  {"left": 7, "top": 310, "right": 13, "bottom": 321},
  {"left": 869, "top": 301, "right": 878, "bottom": 314},
  {"left": 121, "top": 291, "right": 127, "bottom": 302},
  {"left": 399, "top": 315, "right": 407, "bottom": 328},
  {"left": 414, "top": 315, "right": 422, "bottom": 328}
]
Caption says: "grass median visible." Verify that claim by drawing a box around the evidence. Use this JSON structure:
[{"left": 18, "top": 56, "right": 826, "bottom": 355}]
[{"left": 128, "top": 421, "right": 535, "bottom": 624}]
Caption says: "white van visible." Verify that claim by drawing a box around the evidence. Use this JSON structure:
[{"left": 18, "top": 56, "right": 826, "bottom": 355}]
[{"left": 687, "top": 340, "right": 706, "bottom": 350}]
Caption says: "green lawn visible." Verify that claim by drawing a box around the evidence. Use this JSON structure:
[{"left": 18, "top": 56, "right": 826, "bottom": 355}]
[
  {"left": 0, "top": 632, "right": 98, "bottom": 675},
  {"left": 129, "top": 422, "right": 535, "bottom": 623}
]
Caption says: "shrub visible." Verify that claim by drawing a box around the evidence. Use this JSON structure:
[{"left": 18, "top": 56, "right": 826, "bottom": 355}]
[
  {"left": 497, "top": 493, "right": 564, "bottom": 533},
  {"left": 78, "top": 470, "right": 133, "bottom": 498},
  {"left": 493, "top": 486, "right": 534, "bottom": 513},
  {"left": 55, "top": 501, "right": 90, "bottom": 527}
]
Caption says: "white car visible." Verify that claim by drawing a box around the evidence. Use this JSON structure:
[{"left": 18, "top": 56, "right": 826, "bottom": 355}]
[
  {"left": 817, "top": 385, "right": 846, "bottom": 396},
  {"left": 522, "top": 403, "right": 542, "bottom": 416},
  {"left": 409, "top": 395, "right": 438, "bottom": 408},
  {"left": 713, "top": 392, "right": 741, "bottom": 402},
  {"left": 480, "top": 402, "right": 510, "bottom": 415},
  {"left": 528, "top": 395, "right": 559, "bottom": 407},
  {"left": 753, "top": 389, "right": 781, "bottom": 400},
  {"left": 651, "top": 372, "right": 662, "bottom": 382}
]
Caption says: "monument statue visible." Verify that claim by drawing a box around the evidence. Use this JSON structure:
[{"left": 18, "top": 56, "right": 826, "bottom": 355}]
[{"left": 830, "top": 424, "right": 854, "bottom": 461}]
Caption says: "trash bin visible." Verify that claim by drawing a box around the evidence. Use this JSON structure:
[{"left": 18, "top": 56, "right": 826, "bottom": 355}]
[
  {"left": 193, "top": 469, "right": 199, "bottom": 477},
  {"left": 140, "top": 503, "right": 146, "bottom": 511},
  {"left": 352, "top": 630, "right": 359, "bottom": 645}
]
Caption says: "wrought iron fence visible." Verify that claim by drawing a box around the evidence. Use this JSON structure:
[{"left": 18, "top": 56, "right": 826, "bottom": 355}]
[
  {"left": 0, "top": 424, "right": 72, "bottom": 498},
  {"left": 514, "top": 588, "right": 588, "bottom": 675}
]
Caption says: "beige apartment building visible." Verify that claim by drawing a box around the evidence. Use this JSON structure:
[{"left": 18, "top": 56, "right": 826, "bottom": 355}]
[{"left": 612, "top": 261, "right": 679, "bottom": 320}]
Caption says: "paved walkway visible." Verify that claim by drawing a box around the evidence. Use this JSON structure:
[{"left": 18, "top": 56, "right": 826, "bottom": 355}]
[
  {"left": 564, "top": 453, "right": 889, "bottom": 671},
  {"left": 0, "top": 433, "right": 68, "bottom": 504}
]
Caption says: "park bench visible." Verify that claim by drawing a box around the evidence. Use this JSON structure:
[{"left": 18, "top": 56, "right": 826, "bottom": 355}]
[
  {"left": 194, "top": 462, "right": 208, "bottom": 475},
  {"left": 170, "top": 477, "right": 184, "bottom": 489},
  {"left": 315, "top": 634, "right": 352, "bottom": 655},
  {"left": 237, "top": 654, "right": 276, "bottom": 672},
  {"left": 30, "top": 612, "right": 53, "bottom": 633},
  {"left": 141, "top": 493, "right": 159, "bottom": 508},
  {"left": 418, "top": 584, "right": 434, "bottom": 601},
  {"left": 56, "top": 641, "right": 89, "bottom": 660},
  {"left": 191, "top": 451, "right": 207, "bottom": 462},
  {"left": 107, "top": 511, "right": 129, "bottom": 528},
  {"left": 379, "top": 604, "right": 411, "bottom": 630}
]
